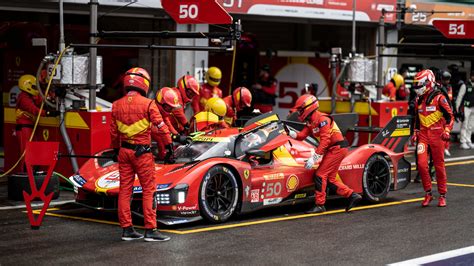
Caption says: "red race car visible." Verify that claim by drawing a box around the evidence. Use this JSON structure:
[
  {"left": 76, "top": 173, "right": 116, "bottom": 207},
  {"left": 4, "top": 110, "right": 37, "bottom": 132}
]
[{"left": 70, "top": 113, "right": 412, "bottom": 225}]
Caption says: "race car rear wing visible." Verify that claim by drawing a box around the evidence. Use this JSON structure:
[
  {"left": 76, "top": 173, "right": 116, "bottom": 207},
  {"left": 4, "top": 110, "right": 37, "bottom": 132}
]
[{"left": 371, "top": 116, "right": 412, "bottom": 153}]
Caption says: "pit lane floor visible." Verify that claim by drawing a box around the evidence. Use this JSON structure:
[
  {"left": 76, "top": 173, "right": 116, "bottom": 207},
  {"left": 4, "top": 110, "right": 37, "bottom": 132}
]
[{"left": 1, "top": 160, "right": 473, "bottom": 265}]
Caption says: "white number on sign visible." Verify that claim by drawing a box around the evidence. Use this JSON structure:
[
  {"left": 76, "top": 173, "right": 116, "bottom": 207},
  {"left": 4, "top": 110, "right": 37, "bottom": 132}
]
[
  {"left": 223, "top": 0, "right": 242, "bottom": 8},
  {"left": 412, "top": 12, "right": 427, "bottom": 22},
  {"left": 9, "top": 92, "right": 17, "bottom": 105},
  {"left": 179, "top": 4, "right": 198, "bottom": 19},
  {"left": 266, "top": 182, "right": 282, "bottom": 198},
  {"left": 448, "top": 24, "right": 466, "bottom": 36}
]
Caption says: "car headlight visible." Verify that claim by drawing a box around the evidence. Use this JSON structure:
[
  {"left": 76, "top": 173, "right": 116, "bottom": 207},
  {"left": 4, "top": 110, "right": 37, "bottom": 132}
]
[{"left": 155, "top": 184, "right": 189, "bottom": 205}]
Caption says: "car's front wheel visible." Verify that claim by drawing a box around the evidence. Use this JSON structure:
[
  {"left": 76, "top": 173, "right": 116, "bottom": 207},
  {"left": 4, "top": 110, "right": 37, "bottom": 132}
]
[
  {"left": 199, "top": 165, "right": 239, "bottom": 223},
  {"left": 362, "top": 154, "right": 391, "bottom": 203}
]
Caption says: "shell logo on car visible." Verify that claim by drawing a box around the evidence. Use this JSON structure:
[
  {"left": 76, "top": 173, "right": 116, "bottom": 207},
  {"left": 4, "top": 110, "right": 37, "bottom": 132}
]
[
  {"left": 286, "top": 174, "right": 299, "bottom": 192},
  {"left": 95, "top": 171, "right": 121, "bottom": 192}
]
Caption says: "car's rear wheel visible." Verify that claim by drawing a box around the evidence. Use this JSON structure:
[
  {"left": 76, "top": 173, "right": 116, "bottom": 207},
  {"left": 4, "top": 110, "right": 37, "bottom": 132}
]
[
  {"left": 199, "top": 165, "right": 239, "bottom": 223},
  {"left": 362, "top": 154, "right": 391, "bottom": 203}
]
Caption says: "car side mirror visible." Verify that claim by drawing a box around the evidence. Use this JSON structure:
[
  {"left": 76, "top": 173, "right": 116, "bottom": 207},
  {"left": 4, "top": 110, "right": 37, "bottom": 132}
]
[{"left": 245, "top": 149, "right": 266, "bottom": 157}]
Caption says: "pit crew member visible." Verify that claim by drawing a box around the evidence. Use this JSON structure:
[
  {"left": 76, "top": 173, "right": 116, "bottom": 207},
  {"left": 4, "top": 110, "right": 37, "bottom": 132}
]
[
  {"left": 456, "top": 70, "right": 474, "bottom": 149},
  {"left": 412, "top": 69, "right": 454, "bottom": 207},
  {"left": 288, "top": 94, "right": 362, "bottom": 213},
  {"left": 252, "top": 64, "right": 277, "bottom": 113},
  {"left": 189, "top": 97, "right": 229, "bottom": 132},
  {"left": 192, "top": 67, "right": 223, "bottom": 114},
  {"left": 16, "top": 74, "right": 58, "bottom": 172},
  {"left": 171, "top": 75, "right": 200, "bottom": 133},
  {"left": 382, "top": 73, "right": 404, "bottom": 101},
  {"left": 111, "top": 67, "right": 171, "bottom": 242},
  {"left": 223, "top": 87, "right": 252, "bottom": 127}
]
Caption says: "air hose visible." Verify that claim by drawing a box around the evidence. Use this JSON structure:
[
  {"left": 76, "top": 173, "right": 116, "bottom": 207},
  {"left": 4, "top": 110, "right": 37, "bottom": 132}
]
[{"left": 0, "top": 47, "right": 70, "bottom": 178}]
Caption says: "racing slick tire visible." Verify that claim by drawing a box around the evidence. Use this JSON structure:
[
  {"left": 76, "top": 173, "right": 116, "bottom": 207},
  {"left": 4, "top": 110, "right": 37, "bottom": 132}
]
[
  {"left": 199, "top": 165, "right": 239, "bottom": 223},
  {"left": 362, "top": 154, "right": 391, "bottom": 203},
  {"left": 8, "top": 172, "right": 60, "bottom": 201}
]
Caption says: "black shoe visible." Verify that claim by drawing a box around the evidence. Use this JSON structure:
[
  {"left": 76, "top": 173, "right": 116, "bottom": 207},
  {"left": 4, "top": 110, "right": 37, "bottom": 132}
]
[
  {"left": 144, "top": 229, "right": 171, "bottom": 242},
  {"left": 305, "top": 205, "right": 326, "bottom": 214},
  {"left": 121, "top": 226, "right": 143, "bottom": 241},
  {"left": 346, "top": 193, "right": 362, "bottom": 212},
  {"left": 413, "top": 174, "right": 421, "bottom": 183}
]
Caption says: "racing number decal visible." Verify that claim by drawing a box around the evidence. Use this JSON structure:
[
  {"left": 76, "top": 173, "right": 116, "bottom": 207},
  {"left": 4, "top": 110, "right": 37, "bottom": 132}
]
[{"left": 265, "top": 182, "right": 282, "bottom": 198}]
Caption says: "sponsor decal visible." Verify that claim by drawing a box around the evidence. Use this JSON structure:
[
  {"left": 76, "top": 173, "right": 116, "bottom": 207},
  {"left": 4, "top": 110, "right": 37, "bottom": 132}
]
[
  {"left": 263, "top": 173, "right": 284, "bottom": 180},
  {"left": 166, "top": 219, "right": 189, "bottom": 225},
  {"left": 251, "top": 189, "right": 260, "bottom": 203},
  {"left": 319, "top": 120, "right": 328, "bottom": 128},
  {"left": 417, "top": 143, "right": 426, "bottom": 154},
  {"left": 177, "top": 204, "right": 198, "bottom": 211},
  {"left": 286, "top": 175, "right": 299, "bottom": 192},
  {"left": 133, "top": 183, "right": 172, "bottom": 193},
  {"left": 312, "top": 127, "right": 320, "bottom": 134},
  {"left": 294, "top": 193, "right": 307, "bottom": 199},
  {"left": 391, "top": 107, "right": 398, "bottom": 117},
  {"left": 133, "top": 186, "right": 142, "bottom": 193},
  {"left": 71, "top": 174, "right": 87, "bottom": 186},
  {"left": 398, "top": 168, "right": 409, "bottom": 173},
  {"left": 426, "top": 106, "right": 436, "bottom": 112},
  {"left": 263, "top": 197, "right": 283, "bottom": 206},
  {"left": 339, "top": 164, "right": 365, "bottom": 171},
  {"left": 244, "top": 169, "right": 250, "bottom": 180},
  {"left": 179, "top": 210, "right": 198, "bottom": 216},
  {"left": 245, "top": 185, "right": 250, "bottom": 198},
  {"left": 382, "top": 129, "right": 390, "bottom": 137},
  {"left": 42, "top": 129, "right": 49, "bottom": 141},
  {"left": 96, "top": 171, "right": 120, "bottom": 190}
]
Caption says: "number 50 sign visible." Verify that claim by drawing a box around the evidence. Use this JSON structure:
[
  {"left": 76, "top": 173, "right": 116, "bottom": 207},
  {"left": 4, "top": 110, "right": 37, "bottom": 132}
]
[
  {"left": 433, "top": 20, "right": 474, "bottom": 39},
  {"left": 162, "top": 0, "right": 233, "bottom": 24}
]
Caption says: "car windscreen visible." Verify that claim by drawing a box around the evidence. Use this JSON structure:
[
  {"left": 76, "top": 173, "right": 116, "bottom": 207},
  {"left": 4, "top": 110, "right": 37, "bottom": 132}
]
[{"left": 173, "top": 139, "right": 233, "bottom": 163}]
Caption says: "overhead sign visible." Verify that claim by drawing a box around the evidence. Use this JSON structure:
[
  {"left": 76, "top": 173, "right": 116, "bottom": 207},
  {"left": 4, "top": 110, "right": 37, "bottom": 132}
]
[
  {"left": 217, "top": 0, "right": 397, "bottom": 23},
  {"left": 405, "top": 0, "right": 474, "bottom": 25},
  {"left": 162, "top": 0, "right": 233, "bottom": 24},
  {"left": 433, "top": 20, "right": 474, "bottom": 39}
]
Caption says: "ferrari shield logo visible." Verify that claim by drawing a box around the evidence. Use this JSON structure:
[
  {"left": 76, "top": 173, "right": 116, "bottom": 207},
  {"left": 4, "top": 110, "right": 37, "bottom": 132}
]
[
  {"left": 42, "top": 129, "right": 49, "bottom": 141},
  {"left": 244, "top": 169, "right": 250, "bottom": 180}
]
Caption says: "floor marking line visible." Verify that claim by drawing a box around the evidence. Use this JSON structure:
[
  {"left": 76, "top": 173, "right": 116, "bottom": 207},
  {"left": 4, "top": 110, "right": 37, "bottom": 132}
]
[
  {"left": 433, "top": 182, "right": 474, "bottom": 188},
  {"left": 411, "top": 160, "right": 474, "bottom": 171},
  {"left": 30, "top": 210, "right": 184, "bottom": 234},
  {"left": 0, "top": 200, "right": 75, "bottom": 211},
  {"left": 169, "top": 197, "right": 425, "bottom": 235},
  {"left": 389, "top": 246, "right": 474, "bottom": 265}
]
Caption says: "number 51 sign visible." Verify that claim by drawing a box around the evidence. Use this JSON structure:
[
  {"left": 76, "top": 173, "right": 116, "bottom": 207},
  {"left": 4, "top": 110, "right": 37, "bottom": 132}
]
[
  {"left": 433, "top": 20, "right": 474, "bottom": 39},
  {"left": 162, "top": 0, "right": 233, "bottom": 24}
]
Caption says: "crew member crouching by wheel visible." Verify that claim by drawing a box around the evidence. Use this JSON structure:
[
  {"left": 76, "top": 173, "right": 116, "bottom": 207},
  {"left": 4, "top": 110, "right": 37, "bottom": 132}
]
[
  {"left": 110, "top": 67, "right": 171, "bottom": 242},
  {"left": 412, "top": 69, "right": 454, "bottom": 207},
  {"left": 288, "top": 94, "right": 362, "bottom": 213},
  {"left": 190, "top": 97, "right": 229, "bottom": 132},
  {"left": 223, "top": 87, "right": 252, "bottom": 127}
]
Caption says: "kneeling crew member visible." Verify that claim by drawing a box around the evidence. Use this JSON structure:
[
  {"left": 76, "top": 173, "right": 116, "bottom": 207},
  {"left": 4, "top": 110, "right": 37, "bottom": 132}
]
[
  {"left": 288, "top": 94, "right": 362, "bottom": 213},
  {"left": 412, "top": 69, "right": 454, "bottom": 207},
  {"left": 111, "top": 67, "right": 171, "bottom": 242}
]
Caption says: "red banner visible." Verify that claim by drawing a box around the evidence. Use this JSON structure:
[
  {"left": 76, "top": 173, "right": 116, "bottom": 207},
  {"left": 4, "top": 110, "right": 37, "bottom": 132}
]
[
  {"left": 217, "top": 0, "right": 397, "bottom": 23},
  {"left": 433, "top": 20, "right": 474, "bottom": 40},
  {"left": 162, "top": 0, "right": 233, "bottom": 24}
]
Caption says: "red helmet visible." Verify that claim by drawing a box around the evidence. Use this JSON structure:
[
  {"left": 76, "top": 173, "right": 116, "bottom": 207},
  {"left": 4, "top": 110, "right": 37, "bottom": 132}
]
[
  {"left": 156, "top": 87, "right": 181, "bottom": 112},
  {"left": 123, "top": 67, "right": 151, "bottom": 96},
  {"left": 233, "top": 87, "right": 252, "bottom": 111},
  {"left": 177, "top": 75, "right": 200, "bottom": 103},
  {"left": 293, "top": 94, "right": 319, "bottom": 121},
  {"left": 413, "top": 69, "right": 436, "bottom": 96}
]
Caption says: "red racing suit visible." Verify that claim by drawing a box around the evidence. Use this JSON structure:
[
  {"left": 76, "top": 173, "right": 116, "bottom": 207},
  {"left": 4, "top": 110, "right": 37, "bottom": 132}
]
[
  {"left": 110, "top": 91, "right": 170, "bottom": 229},
  {"left": 223, "top": 95, "right": 236, "bottom": 127},
  {"left": 191, "top": 83, "right": 223, "bottom": 114},
  {"left": 16, "top": 91, "right": 46, "bottom": 172},
  {"left": 189, "top": 111, "right": 229, "bottom": 132},
  {"left": 382, "top": 81, "right": 397, "bottom": 101},
  {"left": 168, "top": 87, "right": 189, "bottom": 134},
  {"left": 414, "top": 90, "right": 454, "bottom": 195},
  {"left": 154, "top": 104, "right": 174, "bottom": 160},
  {"left": 294, "top": 111, "right": 353, "bottom": 205}
]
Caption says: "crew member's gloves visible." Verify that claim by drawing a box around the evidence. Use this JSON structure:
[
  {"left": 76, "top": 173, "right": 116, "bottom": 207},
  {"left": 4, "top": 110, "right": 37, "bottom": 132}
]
[
  {"left": 288, "top": 129, "right": 298, "bottom": 139},
  {"left": 441, "top": 130, "right": 450, "bottom": 142},
  {"left": 112, "top": 148, "right": 119, "bottom": 162},
  {"left": 411, "top": 130, "right": 419, "bottom": 143},
  {"left": 46, "top": 110, "right": 60, "bottom": 117},
  {"left": 172, "top": 134, "right": 189, "bottom": 145},
  {"left": 304, "top": 152, "right": 322, "bottom": 169},
  {"left": 164, "top": 144, "right": 175, "bottom": 164}
]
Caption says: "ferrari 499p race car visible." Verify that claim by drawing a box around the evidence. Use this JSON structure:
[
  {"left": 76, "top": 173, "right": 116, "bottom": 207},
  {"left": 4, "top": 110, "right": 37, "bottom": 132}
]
[{"left": 70, "top": 113, "right": 412, "bottom": 225}]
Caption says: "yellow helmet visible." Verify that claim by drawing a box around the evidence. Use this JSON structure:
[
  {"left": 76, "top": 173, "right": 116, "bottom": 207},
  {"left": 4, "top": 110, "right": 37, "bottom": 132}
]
[
  {"left": 205, "top": 97, "right": 227, "bottom": 117},
  {"left": 205, "top": 67, "right": 222, "bottom": 87},
  {"left": 18, "top": 74, "right": 39, "bottom": 96},
  {"left": 392, "top": 73, "right": 404, "bottom": 89}
]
